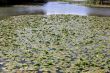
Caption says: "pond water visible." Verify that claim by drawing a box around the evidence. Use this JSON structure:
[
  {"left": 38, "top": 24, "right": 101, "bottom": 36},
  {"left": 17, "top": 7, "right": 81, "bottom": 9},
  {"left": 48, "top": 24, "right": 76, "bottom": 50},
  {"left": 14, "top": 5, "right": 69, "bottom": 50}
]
[
  {"left": 44, "top": 2, "right": 110, "bottom": 16},
  {"left": 0, "top": 2, "right": 110, "bottom": 72},
  {"left": 0, "top": 2, "right": 110, "bottom": 16}
]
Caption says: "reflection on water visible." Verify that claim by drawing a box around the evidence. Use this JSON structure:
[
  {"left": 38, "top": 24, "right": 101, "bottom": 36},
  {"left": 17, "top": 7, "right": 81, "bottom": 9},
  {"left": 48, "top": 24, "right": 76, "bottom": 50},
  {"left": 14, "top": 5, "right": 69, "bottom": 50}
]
[
  {"left": 0, "top": 2, "right": 110, "bottom": 16},
  {"left": 0, "top": 5, "right": 45, "bottom": 16},
  {"left": 44, "top": 2, "right": 110, "bottom": 16}
]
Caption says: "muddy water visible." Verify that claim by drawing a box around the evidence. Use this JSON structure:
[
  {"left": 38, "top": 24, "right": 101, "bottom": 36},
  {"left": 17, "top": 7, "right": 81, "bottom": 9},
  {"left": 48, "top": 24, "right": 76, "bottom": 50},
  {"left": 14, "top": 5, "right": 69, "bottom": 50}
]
[{"left": 0, "top": 2, "right": 110, "bottom": 16}]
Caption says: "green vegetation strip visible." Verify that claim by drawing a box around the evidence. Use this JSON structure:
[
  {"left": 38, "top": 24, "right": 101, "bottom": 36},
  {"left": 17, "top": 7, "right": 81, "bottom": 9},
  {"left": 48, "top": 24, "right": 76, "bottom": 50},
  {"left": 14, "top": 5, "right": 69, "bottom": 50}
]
[{"left": 0, "top": 15, "right": 110, "bottom": 73}]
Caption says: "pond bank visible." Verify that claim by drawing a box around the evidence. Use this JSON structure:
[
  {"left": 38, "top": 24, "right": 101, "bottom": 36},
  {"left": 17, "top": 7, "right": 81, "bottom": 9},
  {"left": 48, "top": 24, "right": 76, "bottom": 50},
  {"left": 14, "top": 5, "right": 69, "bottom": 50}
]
[
  {"left": 67, "top": 0, "right": 110, "bottom": 8},
  {"left": 0, "top": 15, "right": 110, "bottom": 73}
]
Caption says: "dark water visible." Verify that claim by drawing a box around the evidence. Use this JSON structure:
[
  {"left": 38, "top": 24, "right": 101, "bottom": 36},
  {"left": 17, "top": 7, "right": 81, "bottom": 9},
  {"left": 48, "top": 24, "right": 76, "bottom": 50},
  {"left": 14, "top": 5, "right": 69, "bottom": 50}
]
[{"left": 0, "top": 2, "right": 110, "bottom": 16}]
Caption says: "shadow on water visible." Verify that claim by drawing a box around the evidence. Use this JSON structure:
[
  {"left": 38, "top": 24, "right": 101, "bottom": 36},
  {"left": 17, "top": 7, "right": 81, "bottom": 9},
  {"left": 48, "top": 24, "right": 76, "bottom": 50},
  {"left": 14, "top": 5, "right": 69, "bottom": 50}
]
[
  {"left": 0, "top": 2, "right": 110, "bottom": 16},
  {"left": 0, "top": 5, "right": 46, "bottom": 16}
]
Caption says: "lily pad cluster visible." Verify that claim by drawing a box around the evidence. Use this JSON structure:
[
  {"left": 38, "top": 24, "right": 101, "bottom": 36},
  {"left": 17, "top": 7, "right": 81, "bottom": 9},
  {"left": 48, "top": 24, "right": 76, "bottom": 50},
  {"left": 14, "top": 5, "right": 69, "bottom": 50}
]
[{"left": 0, "top": 15, "right": 110, "bottom": 73}]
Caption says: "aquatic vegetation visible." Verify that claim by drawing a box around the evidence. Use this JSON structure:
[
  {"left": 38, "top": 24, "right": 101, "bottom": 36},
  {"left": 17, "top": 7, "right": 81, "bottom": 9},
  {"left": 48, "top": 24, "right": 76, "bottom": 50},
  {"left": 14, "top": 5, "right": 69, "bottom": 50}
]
[{"left": 0, "top": 15, "right": 110, "bottom": 73}]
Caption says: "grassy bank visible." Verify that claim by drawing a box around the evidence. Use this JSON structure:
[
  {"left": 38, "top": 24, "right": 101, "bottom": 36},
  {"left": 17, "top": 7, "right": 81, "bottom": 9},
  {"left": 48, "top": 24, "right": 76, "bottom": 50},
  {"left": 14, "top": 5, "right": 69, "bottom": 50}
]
[
  {"left": 0, "top": 15, "right": 110, "bottom": 73},
  {"left": 60, "top": 0, "right": 110, "bottom": 8}
]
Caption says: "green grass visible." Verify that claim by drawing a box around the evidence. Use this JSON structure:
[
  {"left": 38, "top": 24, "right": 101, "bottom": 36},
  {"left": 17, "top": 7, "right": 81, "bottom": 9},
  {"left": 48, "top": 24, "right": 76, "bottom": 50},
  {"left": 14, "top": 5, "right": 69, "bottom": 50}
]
[
  {"left": 0, "top": 15, "right": 110, "bottom": 73},
  {"left": 58, "top": 0, "right": 110, "bottom": 8}
]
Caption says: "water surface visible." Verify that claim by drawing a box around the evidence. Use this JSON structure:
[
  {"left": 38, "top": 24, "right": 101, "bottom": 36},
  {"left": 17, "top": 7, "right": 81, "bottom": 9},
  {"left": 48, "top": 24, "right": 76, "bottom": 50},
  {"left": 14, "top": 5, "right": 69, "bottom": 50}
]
[{"left": 0, "top": 2, "right": 110, "bottom": 16}]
